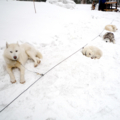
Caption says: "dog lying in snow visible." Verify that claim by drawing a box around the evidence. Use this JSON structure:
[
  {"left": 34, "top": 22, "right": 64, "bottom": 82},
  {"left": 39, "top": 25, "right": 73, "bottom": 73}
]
[
  {"left": 82, "top": 46, "right": 102, "bottom": 59},
  {"left": 103, "top": 32, "right": 115, "bottom": 43},
  {"left": 105, "top": 25, "right": 118, "bottom": 32},
  {"left": 3, "top": 42, "right": 42, "bottom": 84}
]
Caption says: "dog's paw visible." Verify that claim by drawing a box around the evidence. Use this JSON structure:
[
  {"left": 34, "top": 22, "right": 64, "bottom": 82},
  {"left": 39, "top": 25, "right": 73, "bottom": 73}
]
[
  {"left": 11, "top": 80, "right": 16, "bottom": 84},
  {"left": 36, "top": 58, "right": 41, "bottom": 64},
  {"left": 37, "top": 59, "right": 41, "bottom": 64},
  {"left": 34, "top": 64, "right": 38, "bottom": 67},
  {"left": 20, "top": 81, "right": 25, "bottom": 84}
]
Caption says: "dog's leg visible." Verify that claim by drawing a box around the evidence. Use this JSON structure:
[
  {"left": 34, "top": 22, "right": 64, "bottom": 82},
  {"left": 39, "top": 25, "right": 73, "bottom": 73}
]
[
  {"left": 6, "top": 67, "right": 16, "bottom": 83},
  {"left": 36, "top": 51, "right": 42, "bottom": 59},
  {"left": 36, "top": 57, "right": 41, "bottom": 64},
  {"left": 26, "top": 51, "right": 38, "bottom": 67},
  {"left": 36, "top": 51, "right": 42, "bottom": 65},
  {"left": 19, "top": 66, "right": 25, "bottom": 84}
]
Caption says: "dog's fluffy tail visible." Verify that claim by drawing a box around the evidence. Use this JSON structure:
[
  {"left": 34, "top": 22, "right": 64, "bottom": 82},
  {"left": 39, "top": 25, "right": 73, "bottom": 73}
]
[{"left": 37, "top": 51, "right": 43, "bottom": 59}]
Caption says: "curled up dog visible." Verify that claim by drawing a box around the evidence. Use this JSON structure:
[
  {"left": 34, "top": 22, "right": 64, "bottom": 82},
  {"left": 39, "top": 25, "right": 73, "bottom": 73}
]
[
  {"left": 3, "top": 42, "right": 42, "bottom": 84},
  {"left": 103, "top": 32, "right": 115, "bottom": 43},
  {"left": 82, "top": 46, "right": 102, "bottom": 59},
  {"left": 105, "top": 25, "right": 118, "bottom": 32}
]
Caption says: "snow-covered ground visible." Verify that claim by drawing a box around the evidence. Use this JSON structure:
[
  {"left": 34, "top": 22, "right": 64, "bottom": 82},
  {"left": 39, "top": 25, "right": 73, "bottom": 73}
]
[{"left": 0, "top": 0, "right": 120, "bottom": 120}]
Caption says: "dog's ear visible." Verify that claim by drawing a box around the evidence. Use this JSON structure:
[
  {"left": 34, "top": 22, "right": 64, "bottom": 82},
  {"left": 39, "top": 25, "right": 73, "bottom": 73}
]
[
  {"left": 17, "top": 42, "right": 19, "bottom": 46},
  {"left": 6, "top": 42, "right": 9, "bottom": 48}
]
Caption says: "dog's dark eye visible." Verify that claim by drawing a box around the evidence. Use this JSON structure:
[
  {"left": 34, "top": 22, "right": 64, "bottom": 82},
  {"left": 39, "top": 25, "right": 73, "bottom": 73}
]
[
  {"left": 89, "top": 53, "right": 91, "bottom": 55},
  {"left": 106, "top": 41, "right": 108, "bottom": 42},
  {"left": 10, "top": 51, "right": 12, "bottom": 53},
  {"left": 15, "top": 50, "right": 18, "bottom": 52}
]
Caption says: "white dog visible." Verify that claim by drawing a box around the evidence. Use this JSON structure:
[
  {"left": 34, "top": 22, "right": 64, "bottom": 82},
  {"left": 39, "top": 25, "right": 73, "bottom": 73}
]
[
  {"left": 82, "top": 46, "right": 102, "bottom": 59},
  {"left": 3, "top": 42, "right": 42, "bottom": 84},
  {"left": 105, "top": 25, "right": 118, "bottom": 32}
]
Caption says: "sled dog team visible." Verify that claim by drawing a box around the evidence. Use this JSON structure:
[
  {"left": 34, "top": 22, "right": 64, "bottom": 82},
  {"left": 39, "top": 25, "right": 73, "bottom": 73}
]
[{"left": 3, "top": 24, "right": 118, "bottom": 84}]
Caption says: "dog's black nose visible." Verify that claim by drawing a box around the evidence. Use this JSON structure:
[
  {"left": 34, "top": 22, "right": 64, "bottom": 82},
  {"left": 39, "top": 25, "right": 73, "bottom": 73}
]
[{"left": 13, "top": 56, "right": 17, "bottom": 59}]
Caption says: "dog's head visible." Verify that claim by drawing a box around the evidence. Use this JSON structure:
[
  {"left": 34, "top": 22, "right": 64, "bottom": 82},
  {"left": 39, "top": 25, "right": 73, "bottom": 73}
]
[
  {"left": 5, "top": 42, "right": 20, "bottom": 61},
  {"left": 86, "top": 49, "right": 93, "bottom": 58}
]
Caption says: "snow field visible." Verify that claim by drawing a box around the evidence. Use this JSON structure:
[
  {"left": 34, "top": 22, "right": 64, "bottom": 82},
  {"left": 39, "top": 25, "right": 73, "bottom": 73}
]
[{"left": 0, "top": 1, "right": 120, "bottom": 120}]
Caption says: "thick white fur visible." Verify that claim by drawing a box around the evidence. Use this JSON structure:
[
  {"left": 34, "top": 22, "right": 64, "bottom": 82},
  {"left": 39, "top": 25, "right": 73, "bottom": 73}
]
[
  {"left": 82, "top": 46, "right": 102, "bottom": 59},
  {"left": 105, "top": 25, "right": 118, "bottom": 32},
  {"left": 3, "top": 42, "right": 42, "bottom": 84}
]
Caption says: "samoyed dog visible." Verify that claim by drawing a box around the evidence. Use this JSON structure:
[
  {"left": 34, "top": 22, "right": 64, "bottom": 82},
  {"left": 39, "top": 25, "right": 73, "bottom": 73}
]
[
  {"left": 82, "top": 46, "right": 102, "bottom": 59},
  {"left": 3, "top": 42, "right": 42, "bottom": 84},
  {"left": 105, "top": 25, "right": 118, "bottom": 32}
]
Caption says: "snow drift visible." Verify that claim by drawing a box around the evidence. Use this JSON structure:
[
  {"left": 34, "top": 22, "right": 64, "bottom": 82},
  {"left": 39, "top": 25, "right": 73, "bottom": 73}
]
[
  {"left": 0, "top": 0, "right": 120, "bottom": 120},
  {"left": 46, "top": 0, "right": 76, "bottom": 9}
]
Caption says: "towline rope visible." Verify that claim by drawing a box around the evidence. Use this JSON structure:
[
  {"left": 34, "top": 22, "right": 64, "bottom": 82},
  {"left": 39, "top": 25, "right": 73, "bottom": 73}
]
[{"left": 0, "top": 19, "right": 114, "bottom": 113}]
